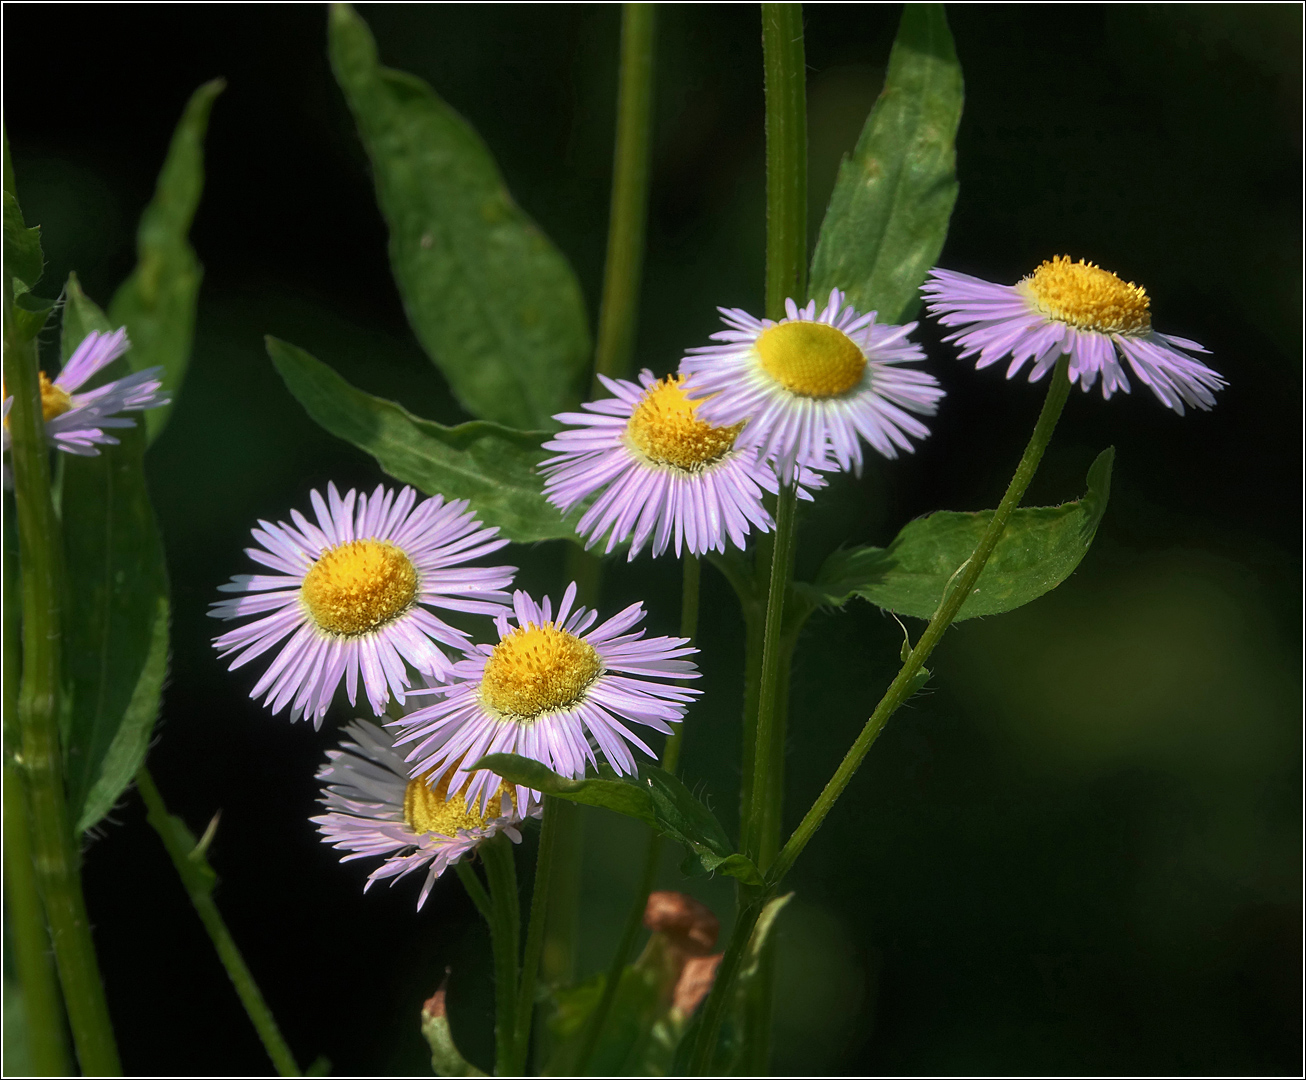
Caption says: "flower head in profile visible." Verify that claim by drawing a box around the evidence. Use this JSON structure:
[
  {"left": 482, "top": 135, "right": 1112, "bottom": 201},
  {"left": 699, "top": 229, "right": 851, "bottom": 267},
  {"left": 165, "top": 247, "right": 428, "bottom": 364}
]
[
  {"left": 679, "top": 288, "right": 944, "bottom": 483},
  {"left": 1, "top": 328, "right": 168, "bottom": 457},
  {"left": 540, "top": 370, "right": 818, "bottom": 560},
  {"left": 312, "top": 720, "right": 540, "bottom": 910},
  {"left": 210, "top": 483, "right": 516, "bottom": 728},
  {"left": 921, "top": 257, "right": 1225, "bottom": 413},
  {"left": 391, "top": 581, "right": 698, "bottom": 812}
]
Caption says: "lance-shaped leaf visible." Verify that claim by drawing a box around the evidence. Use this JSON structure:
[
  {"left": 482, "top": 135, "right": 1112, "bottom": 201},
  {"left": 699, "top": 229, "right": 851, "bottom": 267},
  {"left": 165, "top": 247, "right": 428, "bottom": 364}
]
[
  {"left": 109, "top": 78, "right": 224, "bottom": 444},
  {"left": 328, "top": 3, "right": 591, "bottom": 430},
  {"left": 808, "top": 3, "right": 963, "bottom": 324},
  {"left": 59, "top": 277, "right": 171, "bottom": 833},
  {"left": 267, "top": 335, "right": 580, "bottom": 544},
  {"left": 798, "top": 448, "right": 1114, "bottom": 620},
  {"left": 475, "top": 754, "right": 763, "bottom": 887}
]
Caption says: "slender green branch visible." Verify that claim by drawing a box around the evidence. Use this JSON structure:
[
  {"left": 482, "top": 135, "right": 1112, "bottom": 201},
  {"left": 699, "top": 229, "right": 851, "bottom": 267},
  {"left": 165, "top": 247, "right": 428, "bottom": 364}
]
[
  {"left": 480, "top": 834, "right": 521, "bottom": 1076},
  {"left": 511, "top": 796, "right": 560, "bottom": 1074},
  {"left": 590, "top": 2, "right": 657, "bottom": 391},
  {"left": 770, "top": 356, "right": 1075, "bottom": 884},
  {"left": 762, "top": 1, "right": 808, "bottom": 319},
  {"left": 454, "top": 860, "right": 493, "bottom": 924},
  {"left": 136, "top": 767, "right": 301, "bottom": 1077},
  {"left": 4, "top": 273, "right": 121, "bottom": 1076},
  {"left": 687, "top": 896, "right": 767, "bottom": 1075}
]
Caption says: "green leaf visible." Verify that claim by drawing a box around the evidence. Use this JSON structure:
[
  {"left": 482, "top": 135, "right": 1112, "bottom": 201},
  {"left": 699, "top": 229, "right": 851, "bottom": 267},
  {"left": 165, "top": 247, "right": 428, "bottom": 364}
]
[
  {"left": 798, "top": 448, "right": 1114, "bottom": 620},
  {"left": 3, "top": 190, "right": 43, "bottom": 294},
  {"left": 59, "top": 277, "right": 171, "bottom": 833},
  {"left": 109, "top": 78, "right": 224, "bottom": 444},
  {"left": 808, "top": 3, "right": 963, "bottom": 324},
  {"left": 267, "top": 335, "right": 580, "bottom": 544},
  {"left": 474, "top": 754, "right": 762, "bottom": 887},
  {"left": 328, "top": 3, "right": 591, "bottom": 430},
  {"left": 11, "top": 291, "right": 56, "bottom": 341}
]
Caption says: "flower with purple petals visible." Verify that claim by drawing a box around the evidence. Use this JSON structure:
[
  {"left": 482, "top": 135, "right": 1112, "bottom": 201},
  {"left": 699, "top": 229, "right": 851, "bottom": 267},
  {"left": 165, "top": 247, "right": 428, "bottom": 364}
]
[
  {"left": 540, "top": 370, "right": 803, "bottom": 560},
  {"left": 1, "top": 328, "right": 167, "bottom": 457},
  {"left": 679, "top": 288, "right": 943, "bottom": 483},
  {"left": 210, "top": 482, "right": 516, "bottom": 728},
  {"left": 921, "top": 257, "right": 1225, "bottom": 414},
  {"left": 390, "top": 581, "right": 699, "bottom": 812},
  {"left": 312, "top": 720, "right": 540, "bottom": 910}
]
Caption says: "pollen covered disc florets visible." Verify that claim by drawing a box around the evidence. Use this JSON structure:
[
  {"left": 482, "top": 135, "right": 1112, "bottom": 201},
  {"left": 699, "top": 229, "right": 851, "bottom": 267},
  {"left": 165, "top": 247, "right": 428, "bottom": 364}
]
[
  {"left": 1021, "top": 255, "right": 1152, "bottom": 335},
  {"left": 37, "top": 371, "right": 73, "bottom": 422},
  {"left": 300, "top": 539, "right": 419, "bottom": 636},
  {"left": 404, "top": 769, "right": 505, "bottom": 836},
  {"left": 624, "top": 375, "right": 742, "bottom": 470},
  {"left": 755, "top": 320, "right": 867, "bottom": 398},
  {"left": 480, "top": 622, "right": 602, "bottom": 721}
]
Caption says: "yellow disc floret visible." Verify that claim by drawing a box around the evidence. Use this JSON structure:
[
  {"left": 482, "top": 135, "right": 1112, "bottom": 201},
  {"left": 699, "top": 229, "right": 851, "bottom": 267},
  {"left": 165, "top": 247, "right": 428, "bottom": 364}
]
[
  {"left": 404, "top": 769, "right": 505, "bottom": 836},
  {"left": 624, "top": 376, "right": 742, "bottom": 471},
  {"left": 38, "top": 372, "right": 73, "bottom": 422},
  {"left": 1022, "top": 255, "right": 1152, "bottom": 335},
  {"left": 480, "top": 622, "right": 601, "bottom": 721},
  {"left": 755, "top": 320, "right": 866, "bottom": 398},
  {"left": 300, "top": 539, "right": 418, "bottom": 636}
]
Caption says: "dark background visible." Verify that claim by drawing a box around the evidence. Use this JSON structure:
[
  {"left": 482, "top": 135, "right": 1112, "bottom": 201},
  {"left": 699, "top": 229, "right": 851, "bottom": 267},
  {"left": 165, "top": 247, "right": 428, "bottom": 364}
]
[{"left": 5, "top": 3, "right": 1301, "bottom": 1075}]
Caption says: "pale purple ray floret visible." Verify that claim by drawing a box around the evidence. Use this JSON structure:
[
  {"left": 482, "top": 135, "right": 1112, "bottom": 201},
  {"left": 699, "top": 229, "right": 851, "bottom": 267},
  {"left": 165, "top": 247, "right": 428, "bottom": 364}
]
[
  {"left": 390, "top": 581, "right": 699, "bottom": 814},
  {"left": 921, "top": 266, "right": 1225, "bottom": 414},
  {"left": 210, "top": 482, "right": 517, "bottom": 728},
  {"left": 312, "top": 719, "right": 540, "bottom": 910}
]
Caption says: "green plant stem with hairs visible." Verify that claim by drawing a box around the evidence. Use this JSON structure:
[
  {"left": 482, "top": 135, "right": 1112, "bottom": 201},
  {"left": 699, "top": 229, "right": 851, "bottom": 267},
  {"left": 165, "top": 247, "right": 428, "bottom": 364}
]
[
  {"left": 510, "top": 795, "right": 561, "bottom": 1074},
  {"left": 3, "top": 272, "right": 121, "bottom": 1076},
  {"left": 480, "top": 833, "right": 521, "bottom": 1076}
]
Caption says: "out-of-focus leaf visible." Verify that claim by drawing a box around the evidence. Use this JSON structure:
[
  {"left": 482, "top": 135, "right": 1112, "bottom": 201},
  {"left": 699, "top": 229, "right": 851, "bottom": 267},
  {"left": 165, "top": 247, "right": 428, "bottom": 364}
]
[
  {"left": 808, "top": 3, "right": 962, "bottom": 324},
  {"left": 267, "top": 335, "right": 580, "bottom": 545},
  {"left": 59, "top": 277, "right": 170, "bottom": 833},
  {"left": 475, "top": 754, "right": 762, "bottom": 886},
  {"left": 3, "top": 191, "right": 43, "bottom": 294},
  {"left": 109, "top": 78, "right": 224, "bottom": 444},
  {"left": 420, "top": 983, "right": 488, "bottom": 1077},
  {"left": 328, "top": 3, "right": 590, "bottom": 430},
  {"left": 797, "top": 448, "right": 1114, "bottom": 620}
]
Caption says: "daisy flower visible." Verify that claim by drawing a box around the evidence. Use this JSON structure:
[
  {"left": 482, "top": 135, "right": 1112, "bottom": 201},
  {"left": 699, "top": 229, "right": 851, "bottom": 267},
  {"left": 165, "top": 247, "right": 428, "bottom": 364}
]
[
  {"left": 391, "top": 581, "right": 699, "bottom": 812},
  {"left": 312, "top": 720, "right": 540, "bottom": 910},
  {"left": 679, "top": 288, "right": 944, "bottom": 483},
  {"left": 540, "top": 370, "right": 817, "bottom": 560},
  {"left": 210, "top": 482, "right": 516, "bottom": 728},
  {"left": 920, "top": 257, "right": 1225, "bottom": 413},
  {"left": 1, "top": 327, "right": 168, "bottom": 457}
]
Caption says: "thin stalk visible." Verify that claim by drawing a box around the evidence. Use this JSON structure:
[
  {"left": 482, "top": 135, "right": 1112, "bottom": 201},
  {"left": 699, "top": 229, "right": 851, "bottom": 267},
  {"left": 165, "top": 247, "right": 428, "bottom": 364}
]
[
  {"left": 770, "top": 356, "right": 1074, "bottom": 885},
  {"left": 510, "top": 796, "right": 561, "bottom": 1075},
  {"left": 745, "top": 482, "right": 799, "bottom": 870},
  {"left": 762, "top": 1, "right": 807, "bottom": 320},
  {"left": 686, "top": 896, "right": 766, "bottom": 1075},
  {"left": 735, "top": 601, "right": 764, "bottom": 857},
  {"left": 3, "top": 275, "right": 120, "bottom": 1075},
  {"left": 572, "top": 555, "right": 701, "bottom": 1072},
  {"left": 480, "top": 834, "right": 521, "bottom": 1077},
  {"left": 3, "top": 519, "right": 71, "bottom": 1078},
  {"left": 591, "top": 2, "right": 657, "bottom": 392},
  {"left": 136, "top": 767, "right": 301, "bottom": 1077},
  {"left": 454, "top": 861, "right": 493, "bottom": 925}
]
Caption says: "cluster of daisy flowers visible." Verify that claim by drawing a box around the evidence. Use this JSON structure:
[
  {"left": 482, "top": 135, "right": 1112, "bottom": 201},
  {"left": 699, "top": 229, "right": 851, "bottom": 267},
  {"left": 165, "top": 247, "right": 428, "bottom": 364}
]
[
  {"left": 211, "top": 254, "right": 1222, "bottom": 908},
  {"left": 211, "top": 483, "right": 699, "bottom": 907}
]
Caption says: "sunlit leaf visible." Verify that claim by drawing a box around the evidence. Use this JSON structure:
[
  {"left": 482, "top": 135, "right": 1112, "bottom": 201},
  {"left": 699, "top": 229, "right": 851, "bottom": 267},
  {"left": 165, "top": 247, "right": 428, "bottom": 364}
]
[
  {"left": 109, "top": 78, "right": 224, "bottom": 444},
  {"left": 808, "top": 3, "right": 963, "bottom": 324},
  {"left": 328, "top": 3, "right": 591, "bottom": 430},
  {"left": 798, "top": 448, "right": 1114, "bottom": 620},
  {"left": 59, "top": 277, "right": 171, "bottom": 833},
  {"left": 267, "top": 335, "right": 580, "bottom": 545}
]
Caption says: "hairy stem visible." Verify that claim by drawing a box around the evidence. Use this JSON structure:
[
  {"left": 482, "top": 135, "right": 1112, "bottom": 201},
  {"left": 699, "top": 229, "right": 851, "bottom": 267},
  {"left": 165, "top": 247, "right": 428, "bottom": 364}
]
[
  {"left": 480, "top": 834, "right": 521, "bottom": 1076},
  {"left": 511, "top": 796, "right": 560, "bottom": 1074}
]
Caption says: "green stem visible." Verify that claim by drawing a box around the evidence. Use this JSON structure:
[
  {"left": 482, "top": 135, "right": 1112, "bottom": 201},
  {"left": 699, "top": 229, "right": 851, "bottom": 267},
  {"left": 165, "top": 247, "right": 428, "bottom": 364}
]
[
  {"left": 136, "top": 767, "right": 301, "bottom": 1077},
  {"left": 762, "top": 2, "right": 808, "bottom": 319},
  {"left": 687, "top": 897, "right": 766, "bottom": 1075},
  {"left": 511, "top": 796, "right": 560, "bottom": 1075},
  {"left": 3, "top": 518, "right": 71, "bottom": 1076},
  {"left": 480, "top": 834, "right": 521, "bottom": 1077},
  {"left": 454, "top": 860, "right": 493, "bottom": 925},
  {"left": 590, "top": 2, "right": 656, "bottom": 391},
  {"left": 3, "top": 275, "right": 121, "bottom": 1076},
  {"left": 770, "top": 355, "right": 1074, "bottom": 885},
  {"left": 573, "top": 554, "right": 701, "bottom": 1072}
]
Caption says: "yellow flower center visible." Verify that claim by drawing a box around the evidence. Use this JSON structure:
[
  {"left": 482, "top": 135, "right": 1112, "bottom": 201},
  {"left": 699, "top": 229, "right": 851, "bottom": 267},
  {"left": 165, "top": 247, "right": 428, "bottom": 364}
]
[
  {"left": 480, "top": 622, "right": 601, "bottom": 721},
  {"left": 38, "top": 372, "right": 73, "bottom": 422},
  {"left": 624, "top": 376, "right": 742, "bottom": 471},
  {"left": 1021, "top": 255, "right": 1152, "bottom": 335},
  {"left": 404, "top": 769, "right": 506, "bottom": 836},
  {"left": 300, "top": 539, "right": 418, "bottom": 636},
  {"left": 755, "top": 320, "right": 866, "bottom": 398}
]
